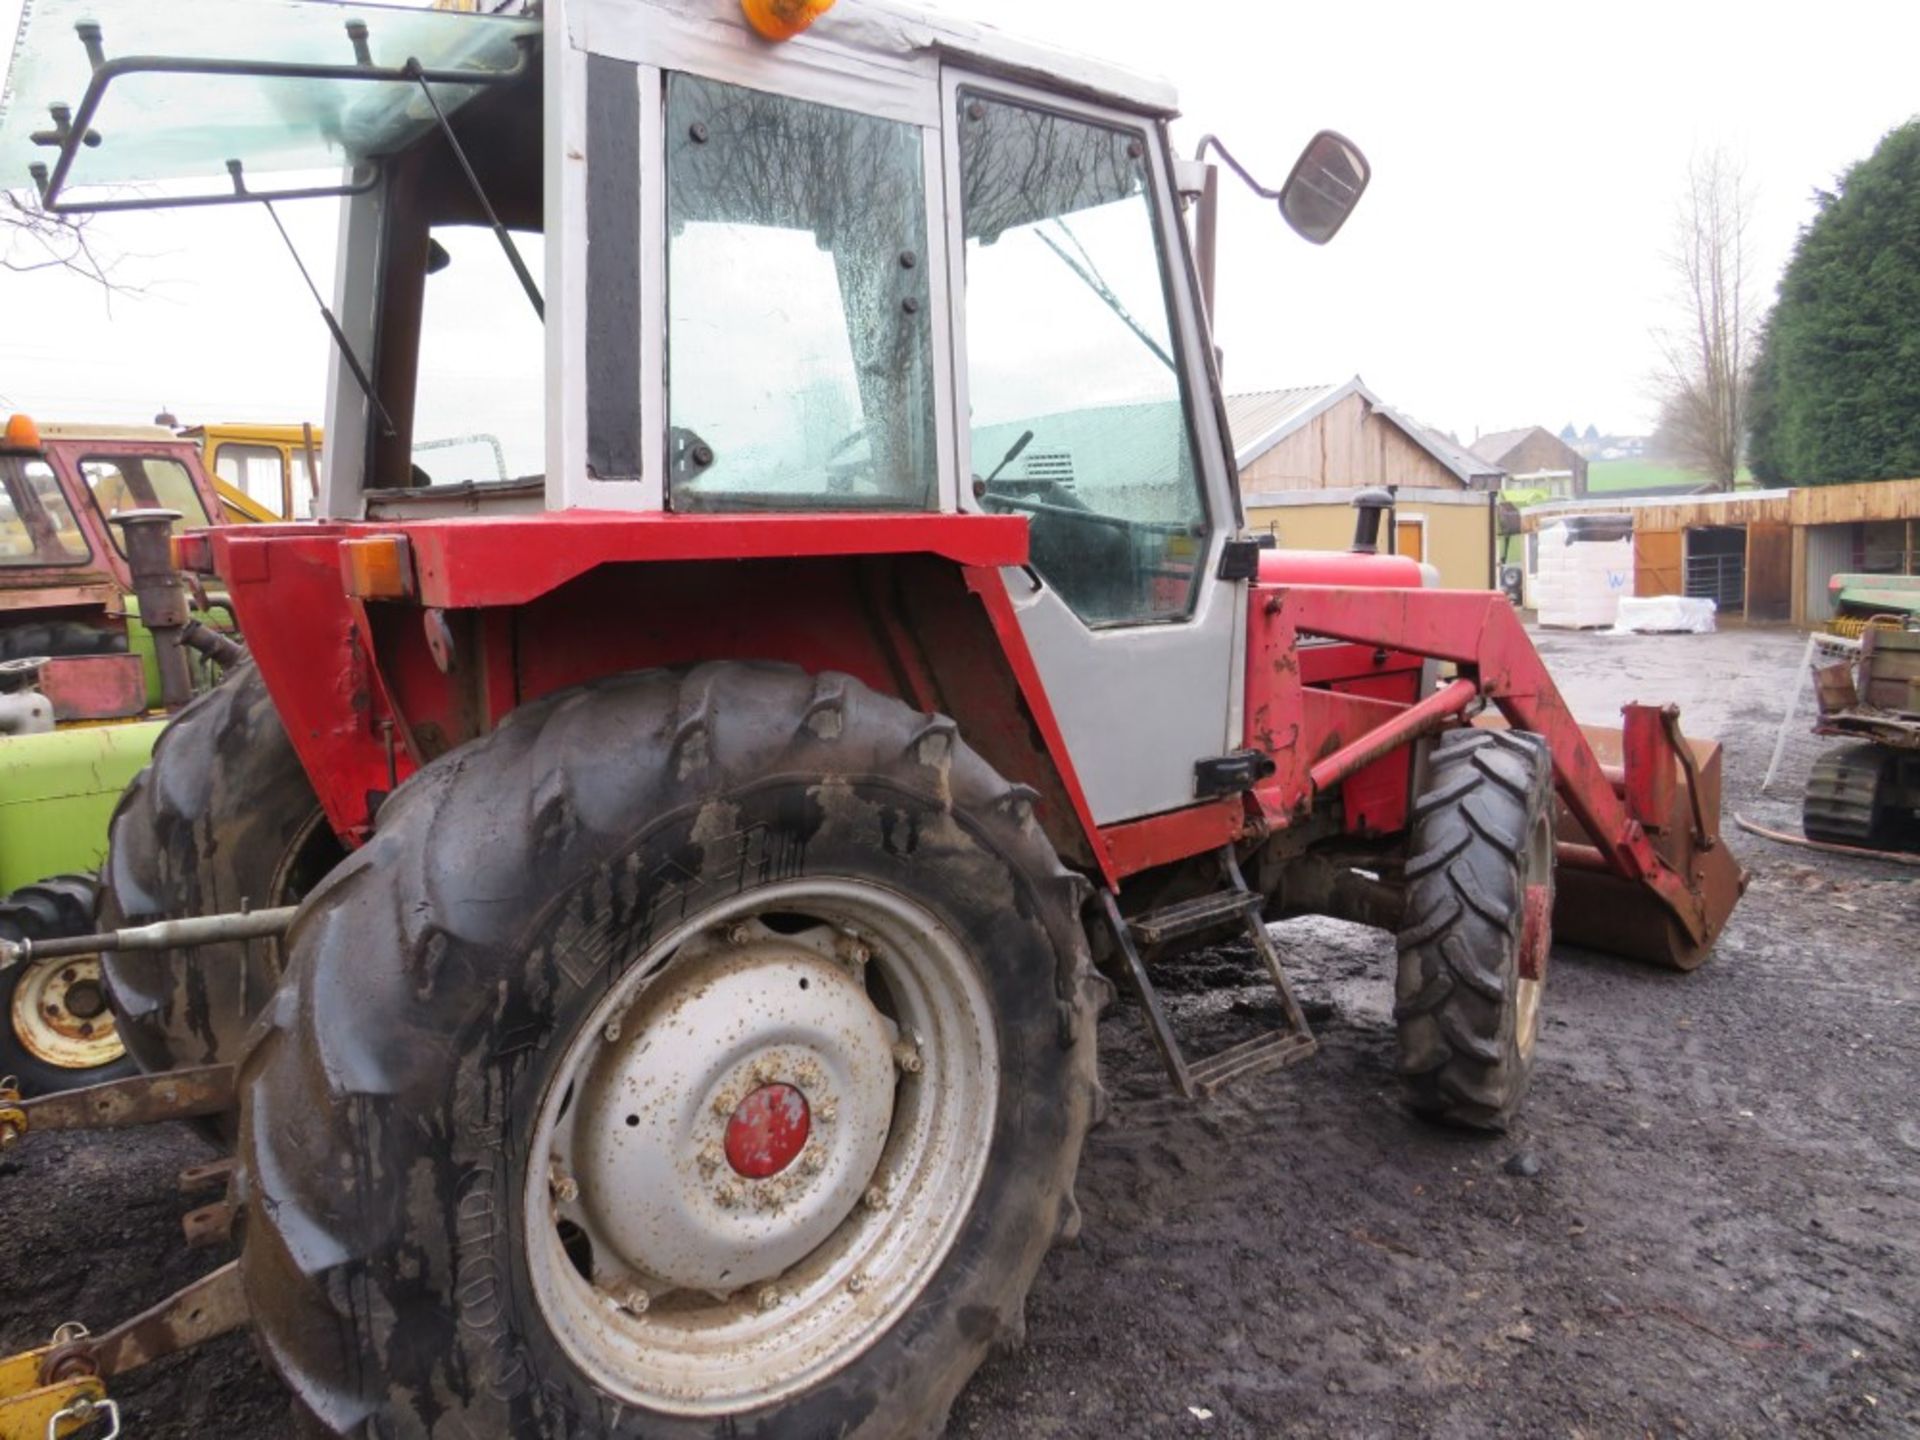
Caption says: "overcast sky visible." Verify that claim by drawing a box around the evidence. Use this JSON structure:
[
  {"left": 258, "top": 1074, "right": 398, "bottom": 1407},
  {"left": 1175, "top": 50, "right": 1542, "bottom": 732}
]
[{"left": 0, "top": 0, "right": 1915, "bottom": 445}]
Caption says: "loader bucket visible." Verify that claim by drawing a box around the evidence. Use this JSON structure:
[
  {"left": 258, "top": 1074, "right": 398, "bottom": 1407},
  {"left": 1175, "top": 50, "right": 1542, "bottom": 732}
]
[{"left": 1550, "top": 708, "right": 1747, "bottom": 972}]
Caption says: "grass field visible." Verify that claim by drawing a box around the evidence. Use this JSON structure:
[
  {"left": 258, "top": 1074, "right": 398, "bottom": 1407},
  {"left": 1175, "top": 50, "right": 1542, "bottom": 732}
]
[{"left": 1586, "top": 459, "right": 1754, "bottom": 493}]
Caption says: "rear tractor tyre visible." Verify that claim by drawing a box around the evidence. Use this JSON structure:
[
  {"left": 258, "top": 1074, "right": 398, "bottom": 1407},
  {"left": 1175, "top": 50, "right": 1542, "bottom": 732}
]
[
  {"left": 0, "top": 874, "right": 137, "bottom": 1097},
  {"left": 1394, "top": 729, "right": 1555, "bottom": 1132},
  {"left": 1802, "top": 743, "right": 1894, "bottom": 849},
  {"left": 238, "top": 663, "right": 1101, "bottom": 1439},
  {"left": 100, "top": 662, "right": 343, "bottom": 1073}
]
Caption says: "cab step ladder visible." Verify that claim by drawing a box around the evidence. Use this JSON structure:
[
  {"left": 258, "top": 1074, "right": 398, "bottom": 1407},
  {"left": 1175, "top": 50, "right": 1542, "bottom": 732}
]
[{"left": 1100, "top": 846, "right": 1317, "bottom": 1099}]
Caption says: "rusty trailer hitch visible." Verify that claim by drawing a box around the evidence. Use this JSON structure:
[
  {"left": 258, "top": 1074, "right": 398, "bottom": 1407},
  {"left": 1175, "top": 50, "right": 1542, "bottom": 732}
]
[{"left": 0, "top": 1265, "right": 248, "bottom": 1440}]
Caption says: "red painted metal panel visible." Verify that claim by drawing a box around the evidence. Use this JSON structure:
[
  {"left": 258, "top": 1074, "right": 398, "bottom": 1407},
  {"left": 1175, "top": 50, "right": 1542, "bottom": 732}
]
[
  {"left": 38, "top": 653, "right": 147, "bottom": 721},
  {"left": 1099, "top": 796, "right": 1247, "bottom": 881},
  {"left": 1295, "top": 642, "right": 1421, "bottom": 686},
  {"left": 1286, "top": 685, "right": 1412, "bottom": 834},
  {"left": 1257, "top": 549, "right": 1423, "bottom": 589},
  {"left": 205, "top": 524, "right": 1109, "bottom": 875},
  {"left": 392, "top": 511, "right": 1029, "bottom": 608}
]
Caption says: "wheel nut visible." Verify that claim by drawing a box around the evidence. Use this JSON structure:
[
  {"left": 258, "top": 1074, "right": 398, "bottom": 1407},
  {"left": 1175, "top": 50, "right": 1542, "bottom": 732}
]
[
  {"left": 864, "top": 1186, "right": 886, "bottom": 1210},
  {"left": 551, "top": 1170, "right": 579, "bottom": 1204},
  {"left": 603, "top": 1019, "right": 622, "bottom": 1043},
  {"left": 758, "top": 1287, "right": 781, "bottom": 1312},
  {"left": 726, "top": 922, "right": 753, "bottom": 946},
  {"left": 623, "top": 1288, "right": 650, "bottom": 1316}
]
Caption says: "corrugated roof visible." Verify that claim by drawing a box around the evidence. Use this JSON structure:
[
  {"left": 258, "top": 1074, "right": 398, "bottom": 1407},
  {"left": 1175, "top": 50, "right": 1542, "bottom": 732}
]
[
  {"left": 1405, "top": 420, "right": 1504, "bottom": 484},
  {"left": 1227, "top": 377, "right": 1504, "bottom": 487},
  {"left": 1222, "top": 385, "right": 1342, "bottom": 465}
]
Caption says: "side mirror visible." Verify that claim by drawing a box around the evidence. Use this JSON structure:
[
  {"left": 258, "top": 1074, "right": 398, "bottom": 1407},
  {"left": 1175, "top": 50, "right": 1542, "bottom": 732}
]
[{"left": 1278, "top": 131, "right": 1370, "bottom": 246}]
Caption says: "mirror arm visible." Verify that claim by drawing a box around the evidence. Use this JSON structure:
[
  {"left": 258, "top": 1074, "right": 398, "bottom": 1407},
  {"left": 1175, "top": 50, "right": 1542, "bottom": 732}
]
[{"left": 1193, "top": 134, "right": 1284, "bottom": 202}]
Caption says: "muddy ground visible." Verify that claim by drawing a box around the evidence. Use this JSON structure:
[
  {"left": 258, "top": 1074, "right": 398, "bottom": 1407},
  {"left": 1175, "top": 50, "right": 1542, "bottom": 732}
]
[{"left": 5, "top": 625, "right": 1918, "bottom": 1437}]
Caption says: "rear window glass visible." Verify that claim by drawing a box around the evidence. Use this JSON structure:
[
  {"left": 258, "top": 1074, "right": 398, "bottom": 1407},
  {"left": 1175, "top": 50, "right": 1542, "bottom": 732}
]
[{"left": 0, "top": 456, "right": 90, "bottom": 566}]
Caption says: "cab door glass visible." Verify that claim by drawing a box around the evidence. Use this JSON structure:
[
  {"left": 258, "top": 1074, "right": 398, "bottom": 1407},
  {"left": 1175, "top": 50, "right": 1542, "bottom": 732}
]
[
  {"left": 666, "top": 73, "right": 936, "bottom": 512},
  {"left": 958, "top": 92, "right": 1207, "bottom": 626}
]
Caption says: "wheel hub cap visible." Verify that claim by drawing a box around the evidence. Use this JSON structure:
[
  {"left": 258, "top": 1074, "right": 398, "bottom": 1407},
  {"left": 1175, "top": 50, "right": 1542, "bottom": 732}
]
[
  {"left": 726, "top": 1083, "right": 811, "bottom": 1178},
  {"left": 570, "top": 943, "right": 897, "bottom": 1295}
]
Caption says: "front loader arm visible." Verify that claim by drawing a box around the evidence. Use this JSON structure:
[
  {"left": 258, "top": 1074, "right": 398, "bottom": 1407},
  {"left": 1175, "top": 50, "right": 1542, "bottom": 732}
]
[{"left": 1271, "top": 585, "right": 1723, "bottom": 951}]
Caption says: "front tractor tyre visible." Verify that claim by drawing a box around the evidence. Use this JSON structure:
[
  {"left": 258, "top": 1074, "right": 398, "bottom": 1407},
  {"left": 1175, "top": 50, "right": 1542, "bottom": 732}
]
[
  {"left": 0, "top": 874, "right": 136, "bottom": 1097},
  {"left": 100, "top": 662, "right": 342, "bottom": 1073},
  {"left": 238, "top": 663, "right": 1101, "bottom": 1439},
  {"left": 1394, "top": 728, "right": 1555, "bottom": 1131}
]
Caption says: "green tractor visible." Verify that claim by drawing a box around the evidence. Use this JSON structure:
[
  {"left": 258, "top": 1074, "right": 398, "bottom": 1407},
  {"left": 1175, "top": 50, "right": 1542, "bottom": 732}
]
[{"left": 0, "top": 415, "right": 242, "bottom": 1093}]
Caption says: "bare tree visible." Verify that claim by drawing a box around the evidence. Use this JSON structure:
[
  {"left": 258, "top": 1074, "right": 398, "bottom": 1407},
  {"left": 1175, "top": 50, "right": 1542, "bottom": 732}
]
[
  {"left": 1653, "top": 149, "right": 1756, "bottom": 491},
  {"left": 0, "top": 191, "right": 120, "bottom": 289}
]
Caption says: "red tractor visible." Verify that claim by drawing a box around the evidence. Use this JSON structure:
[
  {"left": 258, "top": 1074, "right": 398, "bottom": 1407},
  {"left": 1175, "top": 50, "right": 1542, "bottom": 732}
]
[{"left": 0, "top": 1, "right": 1742, "bottom": 1435}]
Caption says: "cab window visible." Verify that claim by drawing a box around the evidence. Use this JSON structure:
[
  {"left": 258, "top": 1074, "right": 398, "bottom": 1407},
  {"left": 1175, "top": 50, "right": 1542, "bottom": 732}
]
[
  {"left": 958, "top": 93, "right": 1208, "bottom": 626},
  {"left": 666, "top": 74, "right": 936, "bottom": 512},
  {"left": 0, "top": 458, "right": 90, "bottom": 566},
  {"left": 412, "top": 226, "right": 545, "bottom": 485},
  {"left": 213, "top": 442, "right": 287, "bottom": 515},
  {"left": 81, "top": 456, "right": 212, "bottom": 555}
]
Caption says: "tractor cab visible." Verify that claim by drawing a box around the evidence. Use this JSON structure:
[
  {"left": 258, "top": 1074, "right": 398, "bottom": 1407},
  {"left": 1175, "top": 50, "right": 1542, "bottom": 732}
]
[
  {"left": 0, "top": 416, "right": 231, "bottom": 703},
  {"left": 1, "top": 0, "right": 1368, "bottom": 824}
]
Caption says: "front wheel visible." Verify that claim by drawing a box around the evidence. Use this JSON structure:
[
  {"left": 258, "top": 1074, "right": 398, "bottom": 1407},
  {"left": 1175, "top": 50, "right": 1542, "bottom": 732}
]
[
  {"left": 239, "top": 664, "right": 1100, "bottom": 1438},
  {"left": 1394, "top": 728, "right": 1555, "bottom": 1131}
]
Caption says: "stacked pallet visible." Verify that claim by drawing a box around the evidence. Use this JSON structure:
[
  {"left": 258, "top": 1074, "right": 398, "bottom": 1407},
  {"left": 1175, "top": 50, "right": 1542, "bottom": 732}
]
[{"left": 1534, "top": 523, "right": 1634, "bottom": 630}]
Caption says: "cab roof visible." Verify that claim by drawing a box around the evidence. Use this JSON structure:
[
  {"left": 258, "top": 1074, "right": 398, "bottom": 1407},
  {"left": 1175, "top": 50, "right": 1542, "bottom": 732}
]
[
  {"left": 38, "top": 423, "right": 186, "bottom": 444},
  {"left": 742, "top": 0, "right": 1181, "bottom": 117}
]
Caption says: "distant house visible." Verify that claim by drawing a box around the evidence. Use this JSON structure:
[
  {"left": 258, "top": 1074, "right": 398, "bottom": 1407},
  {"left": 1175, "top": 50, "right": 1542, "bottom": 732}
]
[
  {"left": 1470, "top": 426, "right": 1589, "bottom": 497},
  {"left": 1225, "top": 377, "right": 1503, "bottom": 589}
]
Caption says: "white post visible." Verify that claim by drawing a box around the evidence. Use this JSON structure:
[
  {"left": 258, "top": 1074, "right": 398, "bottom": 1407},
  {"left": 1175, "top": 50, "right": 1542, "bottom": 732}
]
[{"left": 1760, "top": 632, "right": 1820, "bottom": 794}]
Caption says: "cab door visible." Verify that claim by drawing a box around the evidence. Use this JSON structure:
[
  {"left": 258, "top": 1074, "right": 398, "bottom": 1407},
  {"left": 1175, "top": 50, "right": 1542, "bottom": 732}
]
[{"left": 944, "top": 74, "right": 1244, "bottom": 826}]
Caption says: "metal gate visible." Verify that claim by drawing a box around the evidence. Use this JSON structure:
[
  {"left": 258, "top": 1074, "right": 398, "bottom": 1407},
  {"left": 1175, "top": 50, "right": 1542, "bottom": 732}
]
[{"left": 1685, "top": 549, "right": 1745, "bottom": 611}]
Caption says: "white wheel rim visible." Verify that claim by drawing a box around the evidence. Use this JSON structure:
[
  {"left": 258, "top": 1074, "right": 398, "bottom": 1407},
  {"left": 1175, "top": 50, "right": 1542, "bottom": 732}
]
[
  {"left": 524, "top": 878, "right": 999, "bottom": 1416},
  {"left": 11, "top": 954, "right": 123, "bottom": 1072}
]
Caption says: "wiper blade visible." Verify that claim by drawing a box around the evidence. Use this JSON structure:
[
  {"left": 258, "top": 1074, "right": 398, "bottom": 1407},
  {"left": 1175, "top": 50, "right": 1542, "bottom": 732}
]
[{"left": 1035, "top": 221, "right": 1174, "bottom": 373}]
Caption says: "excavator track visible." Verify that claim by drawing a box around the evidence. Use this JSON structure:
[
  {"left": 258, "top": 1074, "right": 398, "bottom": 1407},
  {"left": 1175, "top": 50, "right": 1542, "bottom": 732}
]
[{"left": 1803, "top": 743, "right": 1891, "bottom": 848}]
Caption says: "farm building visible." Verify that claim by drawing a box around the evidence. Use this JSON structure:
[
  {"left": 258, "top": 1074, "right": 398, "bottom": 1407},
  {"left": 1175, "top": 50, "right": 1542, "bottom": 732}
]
[
  {"left": 1519, "top": 476, "right": 1920, "bottom": 625},
  {"left": 1227, "top": 378, "right": 1502, "bottom": 590},
  {"left": 1786, "top": 479, "right": 1920, "bottom": 625},
  {"left": 1470, "top": 426, "right": 1589, "bottom": 499}
]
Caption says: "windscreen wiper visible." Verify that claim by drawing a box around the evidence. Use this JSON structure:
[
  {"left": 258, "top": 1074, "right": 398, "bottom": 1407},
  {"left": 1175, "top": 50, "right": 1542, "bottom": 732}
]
[{"left": 1035, "top": 220, "right": 1174, "bottom": 373}]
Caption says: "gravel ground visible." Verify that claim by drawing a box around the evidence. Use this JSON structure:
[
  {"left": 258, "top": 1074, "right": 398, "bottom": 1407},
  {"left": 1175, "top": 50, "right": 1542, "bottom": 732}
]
[{"left": 5, "top": 623, "right": 1917, "bottom": 1438}]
